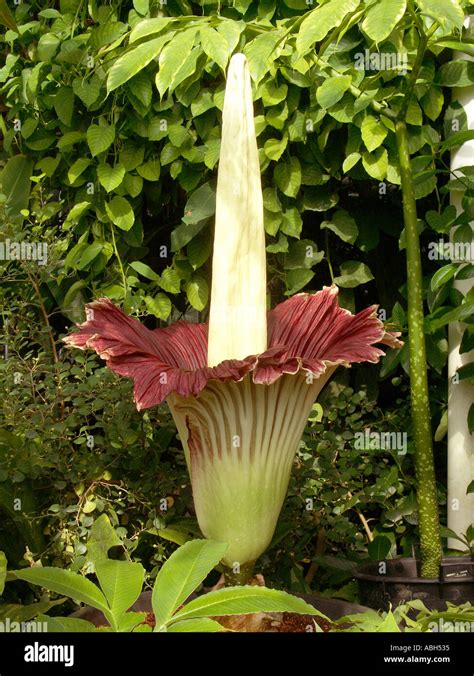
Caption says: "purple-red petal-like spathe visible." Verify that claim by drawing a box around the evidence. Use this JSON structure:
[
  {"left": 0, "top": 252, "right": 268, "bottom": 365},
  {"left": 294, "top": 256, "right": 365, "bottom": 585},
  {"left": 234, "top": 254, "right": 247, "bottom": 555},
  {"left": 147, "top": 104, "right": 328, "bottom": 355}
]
[{"left": 63, "top": 286, "right": 402, "bottom": 410}]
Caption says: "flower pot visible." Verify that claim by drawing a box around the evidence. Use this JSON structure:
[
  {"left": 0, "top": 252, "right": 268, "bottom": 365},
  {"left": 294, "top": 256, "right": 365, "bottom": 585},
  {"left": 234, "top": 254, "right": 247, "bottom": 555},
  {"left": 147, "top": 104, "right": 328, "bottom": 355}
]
[{"left": 354, "top": 556, "right": 474, "bottom": 611}]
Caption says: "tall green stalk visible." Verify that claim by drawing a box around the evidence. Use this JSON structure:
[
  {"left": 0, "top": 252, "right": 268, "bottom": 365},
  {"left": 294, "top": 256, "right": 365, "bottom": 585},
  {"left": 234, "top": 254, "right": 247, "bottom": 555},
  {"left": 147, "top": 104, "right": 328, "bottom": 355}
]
[{"left": 395, "top": 120, "right": 442, "bottom": 578}]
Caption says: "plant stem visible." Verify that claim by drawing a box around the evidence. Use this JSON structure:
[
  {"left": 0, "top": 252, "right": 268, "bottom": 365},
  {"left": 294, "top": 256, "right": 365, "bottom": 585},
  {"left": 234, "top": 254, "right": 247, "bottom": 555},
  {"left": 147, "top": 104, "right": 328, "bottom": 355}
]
[
  {"left": 223, "top": 562, "right": 255, "bottom": 586},
  {"left": 396, "top": 119, "right": 442, "bottom": 578}
]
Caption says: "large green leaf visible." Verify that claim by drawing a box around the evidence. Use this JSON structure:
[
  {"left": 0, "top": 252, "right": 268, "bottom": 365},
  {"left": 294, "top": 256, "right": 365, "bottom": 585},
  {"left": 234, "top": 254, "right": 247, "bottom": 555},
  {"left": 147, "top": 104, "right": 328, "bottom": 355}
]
[
  {"left": 97, "top": 163, "right": 126, "bottom": 192},
  {"left": 316, "top": 75, "right": 352, "bottom": 109},
  {"left": 182, "top": 181, "right": 216, "bottom": 224},
  {"left": 334, "top": 260, "right": 374, "bottom": 287},
  {"left": 87, "top": 124, "right": 115, "bottom": 157},
  {"left": 274, "top": 157, "right": 301, "bottom": 198},
  {"left": 155, "top": 28, "right": 199, "bottom": 96},
  {"left": 170, "top": 586, "right": 329, "bottom": 623},
  {"left": 0, "top": 155, "right": 33, "bottom": 225},
  {"left": 105, "top": 196, "right": 135, "bottom": 231},
  {"left": 416, "top": 0, "right": 464, "bottom": 30},
  {"left": 321, "top": 210, "right": 359, "bottom": 244},
  {"left": 200, "top": 25, "right": 230, "bottom": 71},
  {"left": 361, "top": 115, "right": 388, "bottom": 152},
  {"left": 243, "top": 32, "right": 282, "bottom": 84},
  {"left": 107, "top": 35, "right": 171, "bottom": 92},
  {"left": 129, "top": 17, "right": 174, "bottom": 43},
  {"left": 296, "top": 0, "right": 360, "bottom": 54},
  {"left": 95, "top": 560, "right": 145, "bottom": 624},
  {"left": 361, "top": 0, "right": 406, "bottom": 43},
  {"left": 14, "top": 568, "right": 108, "bottom": 612},
  {"left": 185, "top": 273, "right": 209, "bottom": 311},
  {"left": 152, "top": 540, "right": 228, "bottom": 631}
]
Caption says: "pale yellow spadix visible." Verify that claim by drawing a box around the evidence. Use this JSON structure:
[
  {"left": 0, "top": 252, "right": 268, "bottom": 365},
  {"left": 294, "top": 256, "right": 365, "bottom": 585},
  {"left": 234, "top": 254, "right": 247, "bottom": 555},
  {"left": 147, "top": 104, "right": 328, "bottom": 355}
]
[{"left": 207, "top": 53, "right": 267, "bottom": 367}]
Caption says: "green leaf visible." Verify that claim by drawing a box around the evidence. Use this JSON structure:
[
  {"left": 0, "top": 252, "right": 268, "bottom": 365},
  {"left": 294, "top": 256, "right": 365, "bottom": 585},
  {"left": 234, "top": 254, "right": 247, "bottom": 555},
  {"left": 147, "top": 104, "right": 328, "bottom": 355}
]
[
  {"left": 420, "top": 86, "right": 444, "bottom": 122},
  {"left": 155, "top": 29, "right": 199, "bottom": 96},
  {"left": 97, "top": 163, "right": 126, "bottom": 192},
  {"left": 274, "top": 157, "right": 301, "bottom": 198},
  {"left": 89, "top": 22, "right": 128, "bottom": 50},
  {"left": 438, "top": 61, "right": 474, "bottom": 88},
  {"left": 67, "top": 158, "right": 92, "bottom": 184},
  {"left": 187, "top": 231, "right": 212, "bottom": 269},
  {"left": 182, "top": 182, "right": 216, "bottom": 224},
  {"left": 343, "top": 152, "right": 361, "bottom": 173},
  {"left": 259, "top": 80, "right": 288, "bottom": 106},
  {"left": 13, "top": 568, "right": 108, "bottom": 612},
  {"left": 39, "top": 615, "right": 97, "bottom": 632},
  {"left": 105, "top": 196, "right": 135, "bottom": 231},
  {"left": 361, "top": 0, "right": 406, "bottom": 43},
  {"left": 54, "top": 87, "right": 75, "bottom": 126},
  {"left": 296, "top": 0, "right": 360, "bottom": 54},
  {"left": 217, "top": 20, "right": 245, "bottom": 53},
  {"left": 107, "top": 35, "right": 171, "bottom": 92},
  {"left": 136, "top": 160, "right": 160, "bottom": 181},
  {"left": 200, "top": 25, "right": 229, "bottom": 71},
  {"left": 0, "top": 0, "right": 19, "bottom": 32},
  {"left": 362, "top": 147, "right": 388, "bottom": 180},
  {"left": 280, "top": 207, "right": 303, "bottom": 238},
  {"left": 439, "top": 130, "right": 474, "bottom": 153},
  {"left": 129, "top": 18, "right": 174, "bottom": 43},
  {"left": 243, "top": 32, "right": 282, "bottom": 84},
  {"left": 63, "top": 201, "right": 90, "bottom": 227},
  {"left": 78, "top": 242, "right": 103, "bottom": 270},
  {"left": 170, "top": 586, "right": 329, "bottom": 624},
  {"left": 95, "top": 560, "right": 145, "bottom": 625},
  {"left": 133, "top": 0, "right": 149, "bottom": 15},
  {"left": 145, "top": 294, "right": 171, "bottom": 320},
  {"left": 361, "top": 115, "right": 388, "bottom": 152},
  {"left": 86, "top": 514, "right": 122, "bottom": 567},
  {"left": 417, "top": 0, "right": 464, "bottom": 30},
  {"left": 321, "top": 210, "right": 358, "bottom": 244},
  {"left": 185, "top": 274, "right": 209, "bottom": 311},
  {"left": 430, "top": 264, "right": 457, "bottom": 291},
  {"left": 367, "top": 535, "right": 392, "bottom": 561},
  {"left": 129, "top": 261, "right": 161, "bottom": 282},
  {"left": 72, "top": 77, "right": 101, "bottom": 108},
  {"left": 159, "top": 267, "right": 181, "bottom": 294},
  {"left": 264, "top": 136, "right": 288, "bottom": 161},
  {"left": 284, "top": 239, "right": 324, "bottom": 270},
  {"left": 285, "top": 268, "right": 315, "bottom": 295},
  {"left": 0, "top": 551, "right": 6, "bottom": 595},
  {"left": 316, "top": 75, "right": 352, "bottom": 109},
  {"left": 456, "top": 362, "right": 474, "bottom": 381},
  {"left": 37, "top": 33, "right": 60, "bottom": 62},
  {"left": 152, "top": 540, "right": 228, "bottom": 631},
  {"left": 0, "top": 155, "right": 33, "bottom": 225},
  {"left": 334, "top": 260, "right": 374, "bottom": 287},
  {"left": 167, "top": 618, "right": 224, "bottom": 632},
  {"left": 87, "top": 124, "right": 115, "bottom": 157}
]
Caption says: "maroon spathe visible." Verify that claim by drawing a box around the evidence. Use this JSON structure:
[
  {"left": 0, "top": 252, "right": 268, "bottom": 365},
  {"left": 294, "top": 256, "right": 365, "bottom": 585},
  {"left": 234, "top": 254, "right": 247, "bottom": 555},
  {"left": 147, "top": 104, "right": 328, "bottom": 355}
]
[{"left": 63, "top": 285, "right": 402, "bottom": 411}]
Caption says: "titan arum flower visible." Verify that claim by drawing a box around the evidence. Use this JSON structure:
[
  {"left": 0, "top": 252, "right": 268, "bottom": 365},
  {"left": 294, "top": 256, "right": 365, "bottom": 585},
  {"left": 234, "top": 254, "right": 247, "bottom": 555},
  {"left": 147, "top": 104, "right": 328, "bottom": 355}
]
[{"left": 64, "top": 54, "right": 402, "bottom": 578}]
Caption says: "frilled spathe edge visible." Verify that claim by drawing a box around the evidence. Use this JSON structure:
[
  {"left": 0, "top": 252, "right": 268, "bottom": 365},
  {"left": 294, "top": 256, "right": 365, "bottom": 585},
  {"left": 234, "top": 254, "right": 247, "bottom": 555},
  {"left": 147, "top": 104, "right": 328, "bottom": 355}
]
[{"left": 63, "top": 286, "right": 402, "bottom": 410}]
